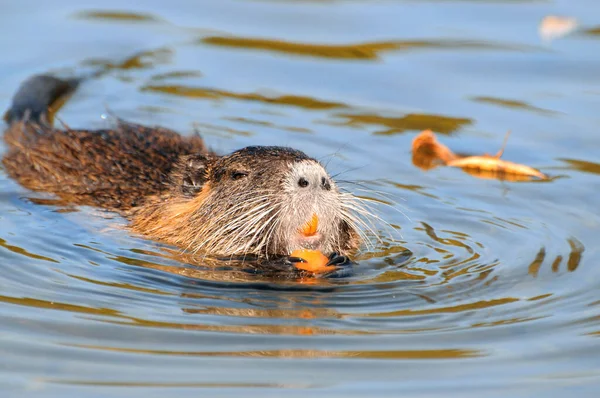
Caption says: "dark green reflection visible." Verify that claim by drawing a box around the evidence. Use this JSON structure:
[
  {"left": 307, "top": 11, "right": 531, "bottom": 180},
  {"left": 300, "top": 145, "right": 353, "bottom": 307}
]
[
  {"left": 559, "top": 158, "right": 600, "bottom": 175},
  {"left": 74, "top": 11, "right": 162, "bottom": 22},
  {"left": 584, "top": 26, "right": 600, "bottom": 36},
  {"left": 202, "top": 35, "right": 536, "bottom": 60},
  {"left": 471, "top": 96, "right": 557, "bottom": 115},
  {"left": 0, "top": 294, "right": 119, "bottom": 316},
  {"left": 82, "top": 48, "right": 173, "bottom": 71},
  {"left": 0, "top": 238, "right": 59, "bottom": 263},
  {"left": 65, "top": 343, "right": 482, "bottom": 359},
  {"left": 336, "top": 112, "right": 472, "bottom": 135},
  {"left": 142, "top": 84, "right": 347, "bottom": 110}
]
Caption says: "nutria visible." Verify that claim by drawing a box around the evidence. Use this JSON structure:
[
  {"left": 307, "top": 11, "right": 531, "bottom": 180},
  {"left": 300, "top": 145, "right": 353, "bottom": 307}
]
[{"left": 2, "top": 74, "right": 366, "bottom": 267}]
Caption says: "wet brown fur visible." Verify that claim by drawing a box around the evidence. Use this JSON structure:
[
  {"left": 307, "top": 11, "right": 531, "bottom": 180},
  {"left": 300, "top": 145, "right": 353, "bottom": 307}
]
[{"left": 3, "top": 120, "right": 208, "bottom": 209}]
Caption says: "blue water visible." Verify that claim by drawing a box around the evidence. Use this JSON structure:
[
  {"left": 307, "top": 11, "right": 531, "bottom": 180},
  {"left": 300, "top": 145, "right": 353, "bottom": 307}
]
[{"left": 1, "top": 1, "right": 600, "bottom": 397}]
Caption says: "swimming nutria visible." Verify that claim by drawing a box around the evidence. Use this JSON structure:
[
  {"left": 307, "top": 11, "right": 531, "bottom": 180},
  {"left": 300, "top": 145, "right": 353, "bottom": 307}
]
[{"left": 2, "top": 74, "right": 365, "bottom": 265}]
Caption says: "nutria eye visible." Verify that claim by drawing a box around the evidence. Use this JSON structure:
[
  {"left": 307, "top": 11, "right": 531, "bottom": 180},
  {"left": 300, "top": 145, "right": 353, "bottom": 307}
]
[
  {"left": 321, "top": 177, "right": 331, "bottom": 191},
  {"left": 298, "top": 177, "right": 309, "bottom": 188},
  {"left": 231, "top": 171, "right": 248, "bottom": 180}
]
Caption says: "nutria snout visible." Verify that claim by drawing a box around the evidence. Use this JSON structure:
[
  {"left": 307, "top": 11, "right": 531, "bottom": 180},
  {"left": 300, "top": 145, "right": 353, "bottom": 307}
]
[{"left": 3, "top": 74, "right": 367, "bottom": 263}]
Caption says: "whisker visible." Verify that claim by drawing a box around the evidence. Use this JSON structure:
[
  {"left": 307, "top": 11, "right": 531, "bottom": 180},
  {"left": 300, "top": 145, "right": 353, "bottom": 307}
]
[
  {"left": 342, "top": 199, "right": 399, "bottom": 240},
  {"left": 317, "top": 142, "right": 352, "bottom": 169},
  {"left": 330, "top": 164, "right": 369, "bottom": 180},
  {"left": 352, "top": 194, "right": 412, "bottom": 226},
  {"left": 337, "top": 179, "right": 402, "bottom": 203},
  {"left": 339, "top": 191, "right": 403, "bottom": 244},
  {"left": 186, "top": 193, "right": 277, "bottom": 252}
]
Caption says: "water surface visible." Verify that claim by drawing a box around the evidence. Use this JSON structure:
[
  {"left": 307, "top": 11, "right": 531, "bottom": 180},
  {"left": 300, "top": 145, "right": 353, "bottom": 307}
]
[{"left": 1, "top": 0, "right": 600, "bottom": 397}]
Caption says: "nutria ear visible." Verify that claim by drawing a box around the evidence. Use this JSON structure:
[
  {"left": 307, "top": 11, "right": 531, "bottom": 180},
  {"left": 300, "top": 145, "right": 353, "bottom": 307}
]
[{"left": 179, "top": 154, "right": 214, "bottom": 197}]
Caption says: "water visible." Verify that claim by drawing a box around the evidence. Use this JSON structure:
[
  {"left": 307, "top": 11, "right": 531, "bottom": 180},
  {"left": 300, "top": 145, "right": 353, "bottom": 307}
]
[{"left": 1, "top": 0, "right": 600, "bottom": 397}]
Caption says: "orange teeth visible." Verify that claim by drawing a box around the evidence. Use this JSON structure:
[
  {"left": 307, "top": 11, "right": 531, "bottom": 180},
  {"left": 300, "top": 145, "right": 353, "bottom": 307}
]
[{"left": 301, "top": 213, "right": 319, "bottom": 236}]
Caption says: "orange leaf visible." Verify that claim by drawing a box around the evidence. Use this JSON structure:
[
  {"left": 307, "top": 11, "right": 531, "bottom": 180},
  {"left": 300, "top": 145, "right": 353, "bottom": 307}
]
[
  {"left": 411, "top": 129, "right": 458, "bottom": 169},
  {"left": 411, "top": 129, "right": 548, "bottom": 181},
  {"left": 447, "top": 156, "right": 547, "bottom": 180}
]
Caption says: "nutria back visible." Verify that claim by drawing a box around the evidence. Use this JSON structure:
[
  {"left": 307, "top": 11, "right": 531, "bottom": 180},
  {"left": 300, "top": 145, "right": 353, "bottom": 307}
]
[{"left": 3, "top": 120, "right": 207, "bottom": 209}]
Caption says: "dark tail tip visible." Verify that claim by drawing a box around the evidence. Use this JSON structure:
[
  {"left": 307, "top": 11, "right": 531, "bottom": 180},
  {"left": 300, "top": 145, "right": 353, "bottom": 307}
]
[{"left": 4, "top": 75, "right": 79, "bottom": 125}]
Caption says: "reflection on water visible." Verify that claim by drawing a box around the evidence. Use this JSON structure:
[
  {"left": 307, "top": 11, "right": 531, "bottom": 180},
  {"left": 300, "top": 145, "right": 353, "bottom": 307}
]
[
  {"left": 0, "top": 238, "right": 59, "bottom": 263},
  {"left": 336, "top": 112, "right": 472, "bottom": 135},
  {"left": 201, "top": 35, "right": 534, "bottom": 60},
  {"left": 65, "top": 343, "right": 482, "bottom": 359},
  {"left": 142, "top": 84, "right": 347, "bottom": 110},
  {"left": 527, "top": 238, "right": 584, "bottom": 277},
  {"left": 83, "top": 48, "right": 173, "bottom": 71},
  {"left": 142, "top": 83, "right": 474, "bottom": 136},
  {"left": 75, "top": 10, "right": 162, "bottom": 22},
  {"left": 471, "top": 96, "right": 558, "bottom": 115},
  {"left": 2, "top": 0, "right": 600, "bottom": 397},
  {"left": 559, "top": 158, "right": 600, "bottom": 175}
]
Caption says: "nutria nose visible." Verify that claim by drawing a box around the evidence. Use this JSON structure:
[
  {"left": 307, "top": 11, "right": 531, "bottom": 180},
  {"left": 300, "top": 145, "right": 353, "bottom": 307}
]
[{"left": 297, "top": 176, "right": 331, "bottom": 191}]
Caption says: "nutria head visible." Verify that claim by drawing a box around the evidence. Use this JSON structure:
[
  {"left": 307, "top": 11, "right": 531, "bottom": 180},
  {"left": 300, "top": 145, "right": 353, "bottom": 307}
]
[{"left": 132, "top": 146, "right": 364, "bottom": 258}]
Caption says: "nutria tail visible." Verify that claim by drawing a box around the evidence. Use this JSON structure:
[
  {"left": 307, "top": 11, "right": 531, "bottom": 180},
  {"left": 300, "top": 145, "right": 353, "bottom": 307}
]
[{"left": 4, "top": 75, "right": 80, "bottom": 125}]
